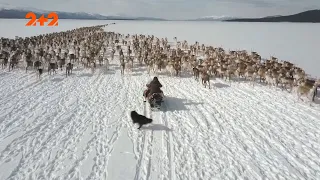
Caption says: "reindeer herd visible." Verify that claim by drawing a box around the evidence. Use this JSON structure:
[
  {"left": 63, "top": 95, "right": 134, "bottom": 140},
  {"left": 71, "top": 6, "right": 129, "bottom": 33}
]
[
  {"left": 112, "top": 34, "right": 319, "bottom": 103},
  {"left": 0, "top": 25, "right": 111, "bottom": 78},
  {"left": 0, "top": 24, "right": 319, "bottom": 103}
]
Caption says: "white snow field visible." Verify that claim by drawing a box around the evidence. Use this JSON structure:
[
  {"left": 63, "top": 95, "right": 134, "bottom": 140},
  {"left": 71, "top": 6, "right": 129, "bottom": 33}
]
[{"left": 0, "top": 20, "right": 320, "bottom": 180}]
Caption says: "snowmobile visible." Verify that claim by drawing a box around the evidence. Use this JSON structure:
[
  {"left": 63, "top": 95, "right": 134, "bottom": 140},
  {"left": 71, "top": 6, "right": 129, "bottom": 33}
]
[
  {"left": 148, "top": 92, "right": 164, "bottom": 110},
  {"left": 143, "top": 76, "right": 164, "bottom": 110}
]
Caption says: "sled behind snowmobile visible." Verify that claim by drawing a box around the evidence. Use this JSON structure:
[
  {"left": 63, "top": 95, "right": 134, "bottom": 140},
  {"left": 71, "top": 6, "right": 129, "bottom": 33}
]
[{"left": 148, "top": 93, "right": 163, "bottom": 110}]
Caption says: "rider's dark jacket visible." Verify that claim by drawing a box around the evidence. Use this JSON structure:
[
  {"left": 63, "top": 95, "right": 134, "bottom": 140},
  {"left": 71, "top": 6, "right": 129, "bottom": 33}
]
[{"left": 148, "top": 79, "right": 162, "bottom": 95}]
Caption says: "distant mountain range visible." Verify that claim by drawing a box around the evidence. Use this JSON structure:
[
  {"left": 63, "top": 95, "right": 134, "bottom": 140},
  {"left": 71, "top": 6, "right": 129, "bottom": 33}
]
[
  {"left": 0, "top": 4, "right": 166, "bottom": 20},
  {"left": 0, "top": 3, "right": 320, "bottom": 23},
  {"left": 224, "top": 10, "right": 320, "bottom": 23},
  {"left": 187, "top": 16, "right": 237, "bottom": 21}
]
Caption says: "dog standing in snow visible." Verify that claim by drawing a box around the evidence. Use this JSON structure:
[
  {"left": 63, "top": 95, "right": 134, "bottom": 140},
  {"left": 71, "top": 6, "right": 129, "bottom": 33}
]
[{"left": 130, "top": 111, "right": 153, "bottom": 129}]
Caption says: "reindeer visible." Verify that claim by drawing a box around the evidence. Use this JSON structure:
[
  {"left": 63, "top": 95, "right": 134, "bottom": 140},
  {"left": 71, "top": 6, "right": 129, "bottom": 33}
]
[
  {"left": 200, "top": 70, "right": 210, "bottom": 89},
  {"left": 37, "top": 65, "right": 44, "bottom": 80},
  {"left": 58, "top": 57, "right": 66, "bottom": 71},
  {"left": 0, "top": 50, "right": 10, "bottom": 69},
  {"left": 120, "top": 58, "right": 125, "bottom": 75},
  {"left": 105, "top": 58, "right": 109, "bottom": 70},
  {"left": 8, "top": 53, "right": 19, "bottom": 71},
  {"left": 166, "top": 63, "right": 175, "bottom": 76},
  {"left": 174, "top": 63, "right": 181, "bottom": 76},
  {"left": 296, "top": 79, "right": 320, "bottom": 102},
  {"left": 48, "top": 62, "right": 57, "bottom": 75},
  {"left": 23, "top": 51, "right": 33, "bottom": 73},
  {"left": 193, "top": 67, "right": 200, "bottom": 81},
  {"left": 98, "top": 55, "right": 104, "bottom": 66},
  {"left": 66, "top": 62, "right": 73, "bottom": 77}
]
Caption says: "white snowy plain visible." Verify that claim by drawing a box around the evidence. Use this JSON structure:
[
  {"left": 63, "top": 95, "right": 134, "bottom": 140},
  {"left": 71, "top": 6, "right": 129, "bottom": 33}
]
[{"left": 0, "top": 19, "right": 320, "bottom": 180}]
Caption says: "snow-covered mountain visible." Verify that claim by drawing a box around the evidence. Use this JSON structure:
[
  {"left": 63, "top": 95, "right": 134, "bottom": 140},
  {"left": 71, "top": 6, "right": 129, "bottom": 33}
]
[
  {"left": 0, "top": 3, "right": 165, "bottom": 20},
  {"left": 189, "top": 15, "right": 238, "bottom": 21},
  {"left": 0, "top": 3, "right": 47, "bottom": 13},
  {"left": 225, "top": 10, "right": 320, "bottom": 23}
]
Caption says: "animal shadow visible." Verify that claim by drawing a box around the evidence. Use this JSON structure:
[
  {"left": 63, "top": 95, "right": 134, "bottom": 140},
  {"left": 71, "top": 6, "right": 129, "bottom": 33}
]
[
  {"left": 78, "top": 73, "right": 93, "bottom": 77},
  {"left": 103, "top": 70, "right": 115, "bottom": 75},
  {"left": 51, "top": 77, "right": 64, "bottom": 82},
  {"left": 163, "top": 96, "right": 204, "bottom": 111},
  {"left": 314, "top": 98, "right": 320, "bottom": 105},
  {"left": 131, "top": 73, "right": 142, "bottom": 76},
  {"left": 213, "top": 82, "right": 230, "bottom": 88},
  {"left": 0, "top": 72, "right": 9, "bottom": 77},
  {"left": 72, "top": 67, "right": 84, "bottom": 72}
]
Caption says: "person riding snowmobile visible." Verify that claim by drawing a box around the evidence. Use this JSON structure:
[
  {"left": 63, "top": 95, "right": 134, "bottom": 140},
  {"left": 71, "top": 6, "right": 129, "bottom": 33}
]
[{"left": 143, "top": 76, "right": 163, "bottom": 100}]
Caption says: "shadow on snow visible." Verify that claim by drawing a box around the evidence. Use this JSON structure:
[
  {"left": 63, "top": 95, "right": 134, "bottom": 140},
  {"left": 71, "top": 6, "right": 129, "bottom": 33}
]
[
  {"left": 141, "top": 124, "right": 172, "bottom": 131},
  {"left": 162, "top": 96, "right": 204, "bottom": 112},
  {"left": 212, "top": 82, "right": 230, "bottom": 88}
]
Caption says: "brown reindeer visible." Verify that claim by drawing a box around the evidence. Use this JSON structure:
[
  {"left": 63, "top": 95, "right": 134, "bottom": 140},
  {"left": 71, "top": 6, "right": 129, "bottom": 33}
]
[
  {"left": 296, "top": 79, "right": 320, "bottom": 102},
  {"left": 200, "top": 70, "right": 210, "bottom": 89},
  {"left": 48, "top": 62, "right": 57, "bottom": 75},
  {"left": 66, "top": 62, "right": 73, "bottom": 77},
  {"left": 193, "top": 67, "right": 200, "bottom": 81},
  {"left": 174, "top": 63, "right": 181, "bottom": 76},
  {"left": 58, "top": 58, "right": 66, "bottom": 71},
  {"left": 120, "top": 58, "right": 125, "bottom": 75},
  {"left": 0, "top": 51, "right": 9, "bottom": 69},
  {"left": 8, "top": 53, "right": 19, "bottom": 71},
  {"left": 33, "top": 60, "right": 42, "bottom": 70}
]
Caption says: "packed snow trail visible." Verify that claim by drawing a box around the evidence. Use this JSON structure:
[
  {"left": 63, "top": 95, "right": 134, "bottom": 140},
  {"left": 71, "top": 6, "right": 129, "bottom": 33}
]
[{"left": 1, "top": 45, "right": 320, "bottom": 179}]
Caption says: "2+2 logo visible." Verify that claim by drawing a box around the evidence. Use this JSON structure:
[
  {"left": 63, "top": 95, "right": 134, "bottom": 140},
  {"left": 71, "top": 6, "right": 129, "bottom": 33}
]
[{"left": 25, "top": 12, "right": 59, "bottom": 26}]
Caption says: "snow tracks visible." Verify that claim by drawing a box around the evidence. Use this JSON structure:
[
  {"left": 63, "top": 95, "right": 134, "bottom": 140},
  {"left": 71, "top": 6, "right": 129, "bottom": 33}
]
[
  {"left": 134, "top": 100, "right": 175, "bottom": 180},
  {"left": 2, "top": 53, "right": 320, "bottom": 179},
  {"left": 160, "top": 76, "right": 320, "bottom": 180},
  {"left": 0, "top": 63, "right": 129, "bottom": 179}
]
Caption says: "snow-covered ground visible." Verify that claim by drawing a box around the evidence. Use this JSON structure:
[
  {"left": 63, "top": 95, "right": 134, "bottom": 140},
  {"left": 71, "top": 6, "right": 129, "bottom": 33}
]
[{"left": 0, "top": 20, "right": 320, "bottom": 180}]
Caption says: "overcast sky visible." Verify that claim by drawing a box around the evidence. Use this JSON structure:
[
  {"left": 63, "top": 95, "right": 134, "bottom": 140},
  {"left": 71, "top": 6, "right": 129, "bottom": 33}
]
[{"left": 1, "top": 0, "right": 320, "bottom": 19}]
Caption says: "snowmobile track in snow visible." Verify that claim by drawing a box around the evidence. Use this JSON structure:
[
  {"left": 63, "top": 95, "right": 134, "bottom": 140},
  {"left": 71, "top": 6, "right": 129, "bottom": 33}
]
[
  {"left": 161, "top": 103, "right": 175, "bottom": 180},
  {"left": 134, "top": 101, "right": 154, "bottom": 180}
]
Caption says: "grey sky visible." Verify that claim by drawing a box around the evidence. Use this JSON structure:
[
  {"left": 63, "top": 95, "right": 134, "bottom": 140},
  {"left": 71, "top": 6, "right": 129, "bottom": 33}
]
[{"left": 1, "top": 0, "right": 320, "bottom": 19}]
